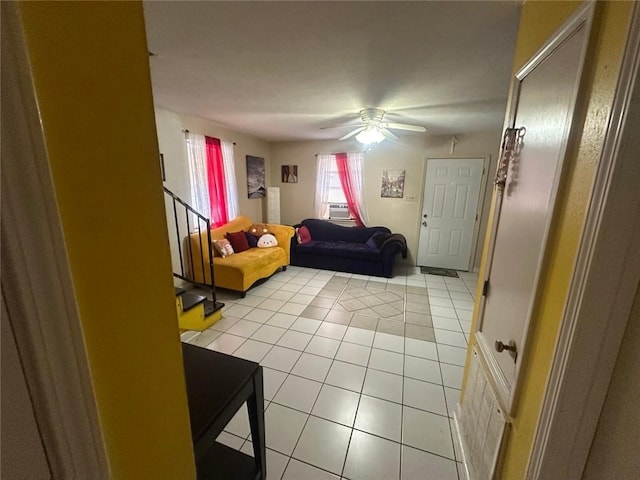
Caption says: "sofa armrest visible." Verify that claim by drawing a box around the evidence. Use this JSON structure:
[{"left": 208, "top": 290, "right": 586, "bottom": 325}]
[
  {"left": 380, "top": 241, "right": 404, "bottom": 259},
  {"left": 379, "top": 234, "right": 408, "bottom": 260},
  {"left": 270, "top": 224, "right": 296, "bottom": 262}
]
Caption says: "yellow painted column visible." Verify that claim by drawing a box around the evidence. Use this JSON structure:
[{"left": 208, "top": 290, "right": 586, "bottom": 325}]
[{"left": 19, "top": 2, "right": 195, "bottom": 478}]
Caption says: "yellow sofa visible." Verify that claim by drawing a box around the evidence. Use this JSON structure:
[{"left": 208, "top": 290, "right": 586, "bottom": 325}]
[{"left": 188, "top": 216, "right": 295, "bottom": 296}]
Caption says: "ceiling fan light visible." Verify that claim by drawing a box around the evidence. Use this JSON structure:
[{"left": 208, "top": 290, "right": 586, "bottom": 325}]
[{"left": 355, "top": 126, "right": 385, "bottom": 145}]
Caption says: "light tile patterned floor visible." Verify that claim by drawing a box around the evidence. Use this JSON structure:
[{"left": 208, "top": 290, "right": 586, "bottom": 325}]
[{"left": 182, "top": 266, "right": 478, "bottom": 480}]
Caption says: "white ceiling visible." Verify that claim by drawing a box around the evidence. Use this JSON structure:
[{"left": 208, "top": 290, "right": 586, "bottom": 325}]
[{"left": 143, "top": 1, "right": 521, "bottom": 143}]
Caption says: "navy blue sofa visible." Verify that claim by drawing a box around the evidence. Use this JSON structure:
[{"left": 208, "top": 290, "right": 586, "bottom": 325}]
[{"left": 290, "top": 218, "right": 407, "bottom": 277}]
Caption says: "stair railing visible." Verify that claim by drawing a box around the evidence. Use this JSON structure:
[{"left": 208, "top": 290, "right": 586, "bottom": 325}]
[{"left": 163, "top": 187, "right": 217, "bottom": 304}]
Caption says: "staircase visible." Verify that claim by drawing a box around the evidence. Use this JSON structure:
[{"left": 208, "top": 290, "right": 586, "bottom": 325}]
[
  {"left": 174, "top": 287, "right": 222, "bottom": 331},
  {"left": 165, "top": 187, "right": 224, "bottom": 331}
]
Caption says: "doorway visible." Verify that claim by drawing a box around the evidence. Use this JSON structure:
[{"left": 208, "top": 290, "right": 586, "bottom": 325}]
[{"left": 417, "top": 158, "right": 484, "bottom": 271}]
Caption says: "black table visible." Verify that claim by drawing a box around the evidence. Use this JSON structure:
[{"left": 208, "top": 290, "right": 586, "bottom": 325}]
[{"left": 181, "top": 343, "right": 266, "bottom": 480}]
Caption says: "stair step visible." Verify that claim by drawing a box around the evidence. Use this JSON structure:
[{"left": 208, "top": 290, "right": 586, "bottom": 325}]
[
  {"left": 180, "top": 330, "right": 199, "bottom": 343},
  {"left": 181, "top": 292, "right": 207, "bottom": 312},
  {"left": 204, "top": 300, "right": 225, "bottom": 317}
]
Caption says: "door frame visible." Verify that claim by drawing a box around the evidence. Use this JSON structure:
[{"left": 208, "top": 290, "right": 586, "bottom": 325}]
[
  {"left": 528, "top": 3, "right": 640, "bottom": 477},
  {"left": 1, "top": 3, "right": 109, "bottom": 477},
  {"left": 417, "top": 156, "right": 489, "bottom": 272},
  {"left": 474, "top": 2, "right": 595, "bottom": 414}
]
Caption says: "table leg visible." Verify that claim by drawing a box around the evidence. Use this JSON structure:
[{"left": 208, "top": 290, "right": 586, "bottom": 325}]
[{"left": 247, "top": 367, "right": 266, "bottom": 480}]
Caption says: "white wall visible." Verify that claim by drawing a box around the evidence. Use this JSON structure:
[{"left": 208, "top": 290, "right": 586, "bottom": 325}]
[
  {"left": 154, "top": 107, "right": 272, "bottom": 277},
  {"left": 155, "top": 107, "right": 273, "bottom": 219},
  {"left": 271, "top": 131, "right": 501, "bottom": 269},
  {"left": 1, "top": 299, "right": 51, "bottom": 478},
  {"left": 154, "top": 105, "right": 501, "bottom": 271}
]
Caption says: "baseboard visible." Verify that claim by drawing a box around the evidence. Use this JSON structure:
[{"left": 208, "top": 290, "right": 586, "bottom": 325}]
[{"left": 453, "top": 409, "right": 471, "bottom": 480}]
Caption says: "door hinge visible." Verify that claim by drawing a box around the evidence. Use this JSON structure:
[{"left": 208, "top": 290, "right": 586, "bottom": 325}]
[
  {"left": 482, "top": 280, "right": 490, "bottom": 296},
  {"left": 475, "top": 214, "right": 478, "bottom": 221}
]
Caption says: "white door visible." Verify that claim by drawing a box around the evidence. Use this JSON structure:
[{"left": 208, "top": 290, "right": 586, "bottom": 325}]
[
  {"left": 417, "top": 158, "right": 484, "bottom": 270},
  {"left": 475, "top": 15, "right": 590, "bottom": 411}
]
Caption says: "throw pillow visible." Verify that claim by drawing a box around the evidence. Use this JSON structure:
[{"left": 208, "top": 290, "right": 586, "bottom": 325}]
[
  {"left": 366, "top": 231, "right": 389, "bottom": 249},
  {"left": 212, "top": 238, "right": 234, "bottom": 258},
  {"left": 296, "top": 226, "right": 312, "bottom": 244},
  {"left": 226, "top": 230, "right": 250, "bottom": 253},
  {"left": 245, "top": 231, "right": 258, "bottom": 248},
  {"left": 257, "top": 233, "right": 278, "bottom": 248},
  {"left": 248, "top": 223, "right": 271, "bottom": 237}
]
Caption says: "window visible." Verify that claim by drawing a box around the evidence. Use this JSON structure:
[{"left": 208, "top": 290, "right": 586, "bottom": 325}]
[
  {"left": 185, "top": 132, "right": 239, "bottom": 228},
  {"left": 326, "top": 160, "right": 348, "bottom": 205},
  {"left": 315, "top": 153, "right": 367, "bottom": 226}
]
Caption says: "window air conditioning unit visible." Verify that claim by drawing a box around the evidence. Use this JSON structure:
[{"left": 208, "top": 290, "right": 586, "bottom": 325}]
[{"left": 329, "top": 203, "right": 350, "bottom": 219}]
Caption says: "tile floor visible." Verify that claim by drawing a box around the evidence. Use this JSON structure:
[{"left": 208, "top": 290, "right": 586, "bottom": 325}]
[{"left": 181, "top": 265, "right": 478, "bottom": 480}]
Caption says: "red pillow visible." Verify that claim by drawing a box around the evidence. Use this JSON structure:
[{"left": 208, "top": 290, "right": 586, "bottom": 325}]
[
  {"left": 225, "top": 231, "right": 250, "bottom": 253},
  {"left": 296, "top": 226, "right": 312, "bottom": 244}
]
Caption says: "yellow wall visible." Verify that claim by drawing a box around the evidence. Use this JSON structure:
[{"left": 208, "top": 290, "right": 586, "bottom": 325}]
[
  {"left": 462, "top": 1, "right": 634, "bottom": 478},
  {"left": 19, "top": 2, "right": 195, "bottom": 478}
]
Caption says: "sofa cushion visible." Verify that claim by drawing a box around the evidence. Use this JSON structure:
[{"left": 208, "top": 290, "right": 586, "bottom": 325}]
[
  {"left": 226, "top": 230, "right": 250, "bottom": 253},
  {"left": 212, "top": 238, "right": 234, "bottom": 257},
  {"left": 248, "top": 223, "right": 271, "bottom": 237},
  {"left": 300, "top": 218, "right": 391, "bottom": 243},
  {"left": 295, "top": 240, "right": 382, "bottom": 261},
  {"left": 213, "top": 247, "right": 288, "bottom": 290},
  {"left": 257, "top": 233, "right": 278, "bottom": 248},
  {"left": 296, "top": 226, "right": 312, "bottom": 244},
  {"left": 245, "top": 231, "right": 258, "bottom": 248},
  {"left": 366, "top": 231, "right": 388, "bottom": 249}
]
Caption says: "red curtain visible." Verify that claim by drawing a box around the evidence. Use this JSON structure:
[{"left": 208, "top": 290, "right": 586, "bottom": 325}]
[
  {"left": 205, "top": 136, "right": 228, "bottom": 227},
  {"left": 335, "top": 152, "right": 365, "bottom": 227}
]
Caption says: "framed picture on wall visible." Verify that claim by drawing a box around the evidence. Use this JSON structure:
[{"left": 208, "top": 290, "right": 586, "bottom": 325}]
[
  {"left": 281, "top": 165, "right": 298, "bottom": 183},
  {"left": 246, "top": 155, "right": 266, "bottom": 198},
  {"left": 381, "top": 169, "right": 405, "bottom": 198}
]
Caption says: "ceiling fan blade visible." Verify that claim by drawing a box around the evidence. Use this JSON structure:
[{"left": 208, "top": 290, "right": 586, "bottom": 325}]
[
  {"left": 385, "top": 123, "right": 427, "bottom": 132},
  {"left": 339, "top": 127, "right": 365, "bottom": 141},
  {"left": 320, "top": 123, "right": 364, "bottom": 130},
  {"left": 380, "top": 128, "right": 398, "bottom": 140}
]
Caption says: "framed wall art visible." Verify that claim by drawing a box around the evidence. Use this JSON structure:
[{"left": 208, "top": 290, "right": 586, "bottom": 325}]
[
  {"left": 246, "top": 155, "right": 266, "bottom": 198},
  {"left": 381, "top": 169, "right": 405, "bottom": 198},
  {"left": 281, "top": 165, "right": 298, "bottom": 183}
]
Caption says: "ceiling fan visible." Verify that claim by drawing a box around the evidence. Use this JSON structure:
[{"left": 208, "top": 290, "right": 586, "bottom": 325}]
[{"left": 324, "top": 108, "right": 427, "bottom": 144}]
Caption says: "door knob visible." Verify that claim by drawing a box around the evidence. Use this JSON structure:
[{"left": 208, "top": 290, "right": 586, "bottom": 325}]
[
  {"left": 495, "top": 340, "right": 517, "bottom": 361},
  {"left": 422, "top": 221, "right": 428, "bottom": 227},
  {"left": 423, "top": 214, "right": 428, "bottom": 218}
]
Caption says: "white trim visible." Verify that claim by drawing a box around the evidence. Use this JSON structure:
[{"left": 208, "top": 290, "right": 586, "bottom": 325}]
[
  {"left": 476, "top": 2, "right": 595, "bottom": 414},
  {"left": 528, "top": 4, "right": 640, "bottom": 478},
  {"left": 515, "top": 1, "right": 593, "bottom": 80},
  {"left": 474, "top": 333, "right": 512, "bottom": 418},
  {"left": 452, "top": 411, "right": 471, "bottom": 480},
  {"left": 468, "top": 156, "right": 491, "bottom": 272},
  {"left": 1, "top": 3, "right": 109, "bottom": 477}
]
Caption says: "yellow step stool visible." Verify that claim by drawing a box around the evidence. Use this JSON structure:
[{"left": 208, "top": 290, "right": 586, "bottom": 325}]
[{"left": 175, "top": 288, "right": 223, "bottom": 331}]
